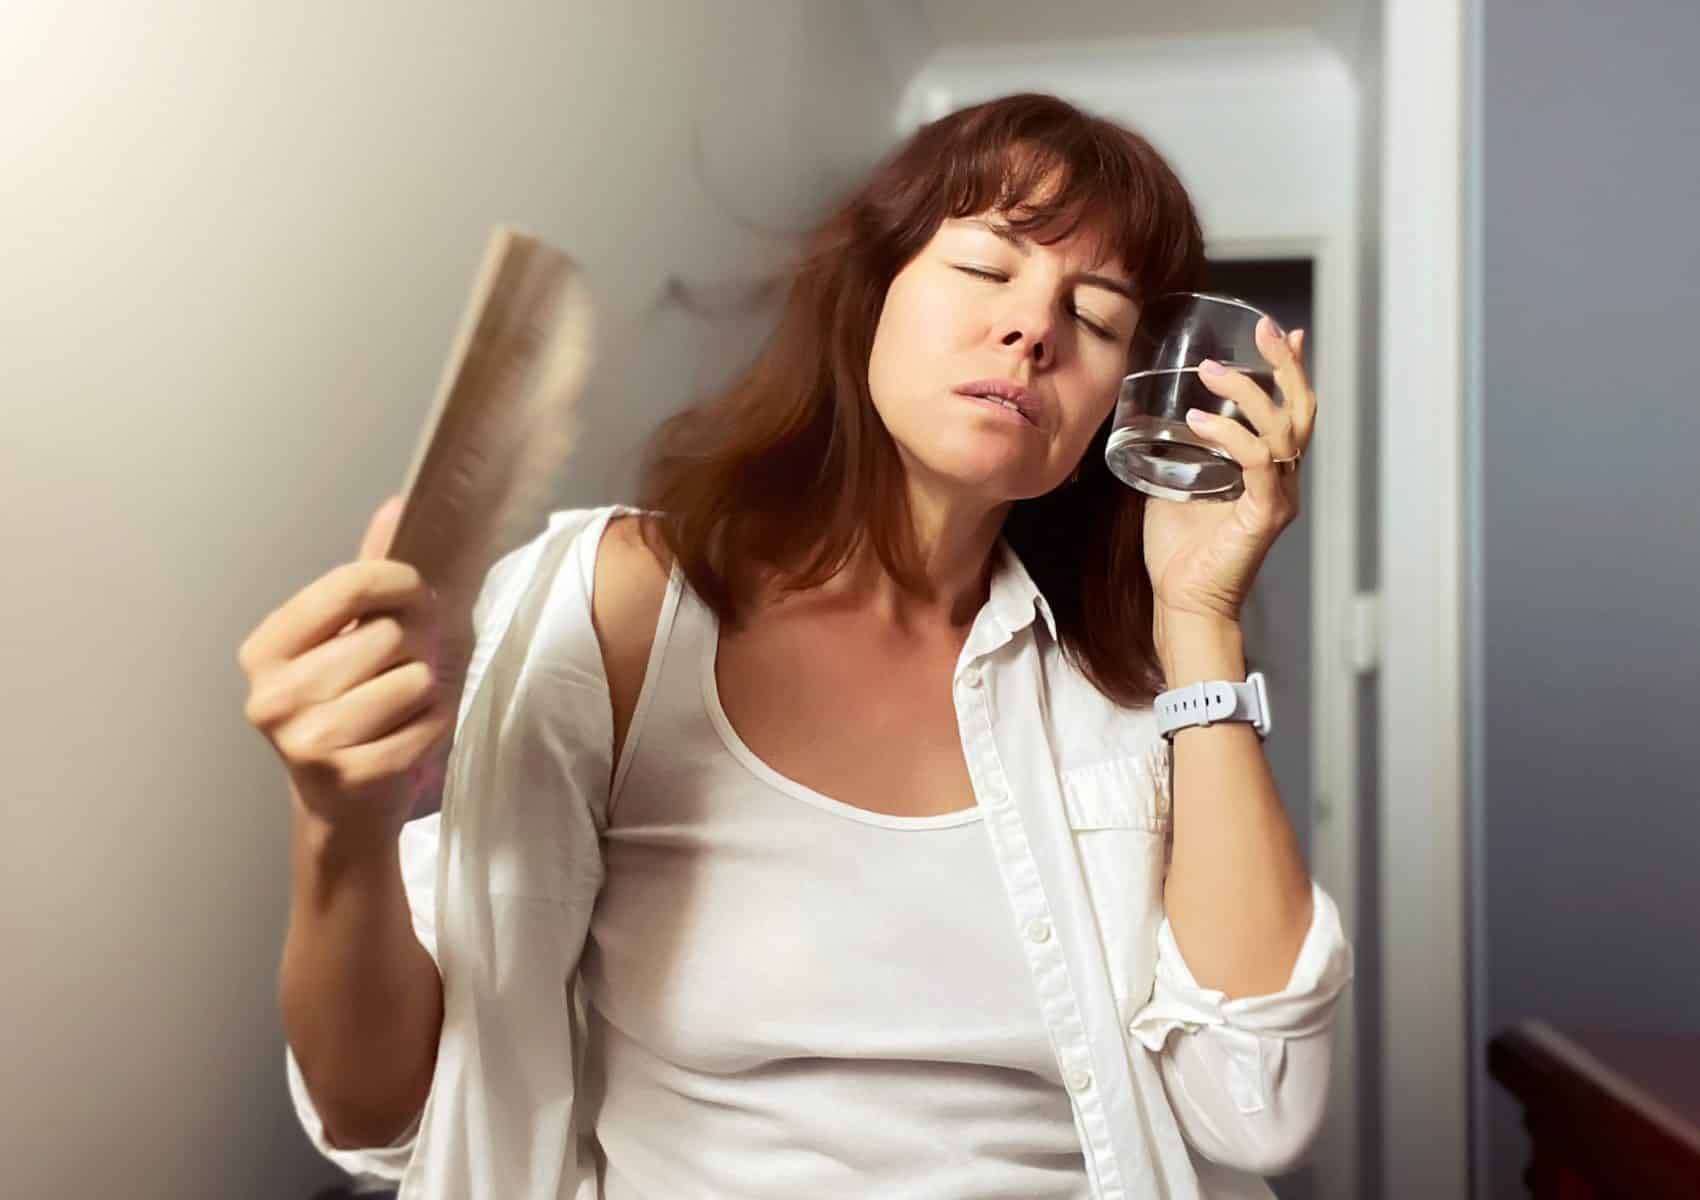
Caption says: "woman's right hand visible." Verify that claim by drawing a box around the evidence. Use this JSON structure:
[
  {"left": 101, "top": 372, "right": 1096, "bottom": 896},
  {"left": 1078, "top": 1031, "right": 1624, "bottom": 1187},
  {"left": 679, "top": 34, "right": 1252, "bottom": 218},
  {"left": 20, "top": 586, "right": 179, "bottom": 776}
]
[{"left": 239, "top": 495, "right": 452, "bottom": 845}]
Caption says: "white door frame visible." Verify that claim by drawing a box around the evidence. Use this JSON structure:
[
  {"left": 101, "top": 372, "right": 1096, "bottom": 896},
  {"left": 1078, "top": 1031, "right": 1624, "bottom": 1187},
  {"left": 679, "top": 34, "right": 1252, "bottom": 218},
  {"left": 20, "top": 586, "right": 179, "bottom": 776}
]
[
  {"left": 1380, "top": 1, "right": 1471, "bottom": 1197},
  {"left": 1207, "top": 230, "right": 1366, "bottom": 1200}
]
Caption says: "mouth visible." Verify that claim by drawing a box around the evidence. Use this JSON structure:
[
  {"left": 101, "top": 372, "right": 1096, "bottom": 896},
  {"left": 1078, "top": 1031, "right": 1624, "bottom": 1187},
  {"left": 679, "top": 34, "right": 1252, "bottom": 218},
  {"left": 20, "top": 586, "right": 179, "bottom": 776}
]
[{"left": 954, "top": 379, "right": 1041, "bottom": 429}]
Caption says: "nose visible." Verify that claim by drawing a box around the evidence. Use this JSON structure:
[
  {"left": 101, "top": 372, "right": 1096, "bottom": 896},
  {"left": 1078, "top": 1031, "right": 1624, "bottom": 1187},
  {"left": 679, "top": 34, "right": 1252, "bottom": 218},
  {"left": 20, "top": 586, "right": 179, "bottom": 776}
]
[
  {"left": 998, "top": 304, "right": 1056, "bottom": 369},
  {"left": 1000, "top": 327, "right": 1050, "bottom": 368}
]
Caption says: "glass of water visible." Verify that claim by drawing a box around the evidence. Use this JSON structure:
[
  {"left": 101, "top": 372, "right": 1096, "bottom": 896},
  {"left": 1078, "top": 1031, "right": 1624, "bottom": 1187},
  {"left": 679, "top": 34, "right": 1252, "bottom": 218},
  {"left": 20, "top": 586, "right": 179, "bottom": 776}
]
[{"left": 1104, "top": 292, "right": 1279, "bottom": 502}]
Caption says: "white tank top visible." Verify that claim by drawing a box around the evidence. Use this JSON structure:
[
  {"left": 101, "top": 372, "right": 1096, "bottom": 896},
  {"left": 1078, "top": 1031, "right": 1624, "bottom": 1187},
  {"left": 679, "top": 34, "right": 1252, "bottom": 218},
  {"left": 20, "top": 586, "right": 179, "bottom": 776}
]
[{"left": 576, "top": 566, "right": 1090, "bottom": 1198}]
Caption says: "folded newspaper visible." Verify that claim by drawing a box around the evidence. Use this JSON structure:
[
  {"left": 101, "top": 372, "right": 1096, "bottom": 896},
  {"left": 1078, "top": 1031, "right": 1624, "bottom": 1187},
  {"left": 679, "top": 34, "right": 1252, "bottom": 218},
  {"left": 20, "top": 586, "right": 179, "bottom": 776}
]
[{"left": 388, "top": 226, "right": 594, "bottom": 813}]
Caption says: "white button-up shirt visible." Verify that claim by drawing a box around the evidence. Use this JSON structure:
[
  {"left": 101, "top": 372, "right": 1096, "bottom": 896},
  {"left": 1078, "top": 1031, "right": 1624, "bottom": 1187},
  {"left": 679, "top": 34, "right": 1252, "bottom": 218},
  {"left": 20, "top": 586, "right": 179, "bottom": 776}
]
[{"left": 287, "top": 505, "right": 1353, "bottom": 1199}]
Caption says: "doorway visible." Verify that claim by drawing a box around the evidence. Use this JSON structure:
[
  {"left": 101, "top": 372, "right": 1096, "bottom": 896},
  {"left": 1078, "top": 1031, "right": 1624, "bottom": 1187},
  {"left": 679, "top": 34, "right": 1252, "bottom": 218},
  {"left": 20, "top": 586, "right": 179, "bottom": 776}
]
[
  {"left": 1199, "top": 257, "right": 1317, "bottom": 872},
  {"left": 1199, "top": 257, "right": 1318, "bottom": 1200}
]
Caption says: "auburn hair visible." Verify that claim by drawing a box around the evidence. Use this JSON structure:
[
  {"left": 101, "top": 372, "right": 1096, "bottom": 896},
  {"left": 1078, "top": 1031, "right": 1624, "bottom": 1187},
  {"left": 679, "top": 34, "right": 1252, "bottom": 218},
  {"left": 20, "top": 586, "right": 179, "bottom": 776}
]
[{"left": 636, "top": 92, "right": 1206, "bottom": 706}]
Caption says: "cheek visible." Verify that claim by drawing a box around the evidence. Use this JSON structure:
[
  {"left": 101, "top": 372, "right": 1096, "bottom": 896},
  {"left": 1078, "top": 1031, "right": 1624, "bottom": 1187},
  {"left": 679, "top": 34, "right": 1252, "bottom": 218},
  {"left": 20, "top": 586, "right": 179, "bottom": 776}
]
[
  {"left": 869, "top": 277, "right": 965, "bottom": 399},
  {"left": 1040, "top": 368, "right": 1122, "bottom": 468},
  {"left": 1064, "top": 363, "right": 1124, "bottom": 438},
  {"left": 866, "top": 306, "right": 908, "bottom": 407}
]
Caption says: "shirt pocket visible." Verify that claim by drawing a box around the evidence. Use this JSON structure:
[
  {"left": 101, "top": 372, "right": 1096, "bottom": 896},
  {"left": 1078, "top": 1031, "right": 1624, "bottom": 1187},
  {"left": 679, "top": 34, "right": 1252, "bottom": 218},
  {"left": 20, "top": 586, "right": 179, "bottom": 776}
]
[
  {"left": 1060, "top": 752, "right": 1171, "bottom": 1020},
  {"left": 1060, "top": 750, "right": 1172, "bottom": 832}
]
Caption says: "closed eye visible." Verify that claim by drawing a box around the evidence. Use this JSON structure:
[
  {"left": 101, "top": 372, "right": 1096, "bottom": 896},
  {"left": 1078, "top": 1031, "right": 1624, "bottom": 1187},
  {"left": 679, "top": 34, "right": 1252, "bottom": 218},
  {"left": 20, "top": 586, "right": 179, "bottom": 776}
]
[
  {"left": 1071, "top": 304, "right": 1116, "bottom": 341},
  {"left": 958, "top": 265, "right": 1118, "bottom": 341},
  {"left": 1074, "top": 312, "right": 1115, "bottom": 341}
]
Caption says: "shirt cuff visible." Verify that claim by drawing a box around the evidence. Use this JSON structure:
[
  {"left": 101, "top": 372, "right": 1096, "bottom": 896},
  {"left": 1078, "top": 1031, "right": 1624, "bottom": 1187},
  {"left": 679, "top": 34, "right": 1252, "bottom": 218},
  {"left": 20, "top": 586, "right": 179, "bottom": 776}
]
[
  {"left": 1127, "top": 879, "right": 1354, "bottom": 1054},
  {"left": 286, "top": 1044, "right": 418, "bottom": 1183}
]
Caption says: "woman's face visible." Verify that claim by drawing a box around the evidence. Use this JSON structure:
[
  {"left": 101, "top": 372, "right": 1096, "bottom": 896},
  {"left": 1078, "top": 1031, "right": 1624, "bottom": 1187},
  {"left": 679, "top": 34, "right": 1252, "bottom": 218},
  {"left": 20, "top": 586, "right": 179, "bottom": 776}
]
[{"left": 866, "top": 210, "right": 1140, "bottom": 503}]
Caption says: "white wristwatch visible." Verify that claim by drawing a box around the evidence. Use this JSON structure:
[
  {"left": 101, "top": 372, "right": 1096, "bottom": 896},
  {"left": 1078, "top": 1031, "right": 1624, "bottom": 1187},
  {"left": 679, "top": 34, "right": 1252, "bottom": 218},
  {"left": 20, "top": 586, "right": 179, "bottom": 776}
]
[{"left": 1154, "top": 670, "right": 1272, "bottom": 741}]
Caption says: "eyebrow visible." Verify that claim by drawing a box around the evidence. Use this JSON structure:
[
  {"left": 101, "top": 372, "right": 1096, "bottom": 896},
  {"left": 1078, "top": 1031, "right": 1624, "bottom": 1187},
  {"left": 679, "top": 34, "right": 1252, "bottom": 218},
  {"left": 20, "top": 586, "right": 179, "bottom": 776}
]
[{"left": 959, "top": 218, "right": 1139, "bottom": 305}]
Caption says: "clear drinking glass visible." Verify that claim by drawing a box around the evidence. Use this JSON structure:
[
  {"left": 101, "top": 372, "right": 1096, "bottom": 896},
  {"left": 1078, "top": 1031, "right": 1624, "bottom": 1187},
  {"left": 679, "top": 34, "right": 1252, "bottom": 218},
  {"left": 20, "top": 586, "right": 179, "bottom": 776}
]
[{"left": 1104, "top": 292, "right": 1278, "bottom": 502}]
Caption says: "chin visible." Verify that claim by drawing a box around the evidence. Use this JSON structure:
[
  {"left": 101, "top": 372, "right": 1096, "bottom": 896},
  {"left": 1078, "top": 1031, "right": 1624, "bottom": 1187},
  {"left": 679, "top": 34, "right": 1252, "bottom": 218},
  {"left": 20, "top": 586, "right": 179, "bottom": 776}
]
[
  {"left": 913, "top": 449, "right": 1051, "bottom": 502},
  {"left": 890, "top": 413, "right": 1062, "bottom": 498}
]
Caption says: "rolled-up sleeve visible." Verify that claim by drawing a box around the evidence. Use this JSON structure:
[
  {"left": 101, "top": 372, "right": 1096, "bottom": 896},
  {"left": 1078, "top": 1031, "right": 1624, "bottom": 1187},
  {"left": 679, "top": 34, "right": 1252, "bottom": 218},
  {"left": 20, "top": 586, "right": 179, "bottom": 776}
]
[
  {"left": 284, "top": 814, "right": 441, "bottom": 1183},
  {"left": 286, "top": 1046, "right": 420, "bottom": 1183},
  {"left": 282, "top": 510, "right": 611, "bottom": 1184},
  {"left": 1127, "top": 880, "right": 1354, "bottom": 1175}
]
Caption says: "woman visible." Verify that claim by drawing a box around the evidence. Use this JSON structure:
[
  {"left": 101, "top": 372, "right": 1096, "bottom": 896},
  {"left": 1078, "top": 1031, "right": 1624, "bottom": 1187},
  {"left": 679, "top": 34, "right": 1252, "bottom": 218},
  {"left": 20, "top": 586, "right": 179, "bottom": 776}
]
[{"left": 256, "top": 93, "right": 1351, "bottom": 1199}]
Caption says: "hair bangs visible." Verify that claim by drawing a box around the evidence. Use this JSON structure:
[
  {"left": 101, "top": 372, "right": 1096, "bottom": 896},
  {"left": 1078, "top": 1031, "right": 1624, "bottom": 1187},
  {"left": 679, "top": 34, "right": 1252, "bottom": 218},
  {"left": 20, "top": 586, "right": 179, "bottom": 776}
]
[{"left": 930, "top": 105, "right": 1200, "bottom": 314}]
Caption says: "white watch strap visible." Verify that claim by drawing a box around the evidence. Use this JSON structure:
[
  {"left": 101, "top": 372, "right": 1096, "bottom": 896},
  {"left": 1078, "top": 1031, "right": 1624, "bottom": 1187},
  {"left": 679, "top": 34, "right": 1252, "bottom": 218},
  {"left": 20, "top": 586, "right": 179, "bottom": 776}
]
[{"left": 1154, "top": 670, "right": 1271, "bottom": 740}]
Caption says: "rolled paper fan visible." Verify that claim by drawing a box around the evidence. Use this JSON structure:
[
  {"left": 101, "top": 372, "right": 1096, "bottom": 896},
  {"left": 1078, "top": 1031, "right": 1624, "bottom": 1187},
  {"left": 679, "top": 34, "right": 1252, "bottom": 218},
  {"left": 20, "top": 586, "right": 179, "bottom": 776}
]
[{"left": 388, "top": 226, "right": 595, "bottom": 814}]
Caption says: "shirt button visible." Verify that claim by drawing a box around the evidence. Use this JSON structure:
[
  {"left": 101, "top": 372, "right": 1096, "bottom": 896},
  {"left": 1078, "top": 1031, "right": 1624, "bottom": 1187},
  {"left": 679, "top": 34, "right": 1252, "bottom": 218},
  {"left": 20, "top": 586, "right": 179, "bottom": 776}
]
[
  {"left": 1066, "top": 1068, "right": 1093, "bottom": 1093},
  {"left": 1025, "top": 918, "right": 1052, "bottom": 944},
  {"left": 960, "top": 666, "right": 982, "bottom": 689}
]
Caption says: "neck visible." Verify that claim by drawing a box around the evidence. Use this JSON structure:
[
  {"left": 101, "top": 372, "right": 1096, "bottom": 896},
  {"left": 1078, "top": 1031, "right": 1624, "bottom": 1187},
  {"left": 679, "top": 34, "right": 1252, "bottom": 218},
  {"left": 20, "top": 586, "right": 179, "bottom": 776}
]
[{"left": 826, "top": 480, "right": 1011, "bottom": 634}]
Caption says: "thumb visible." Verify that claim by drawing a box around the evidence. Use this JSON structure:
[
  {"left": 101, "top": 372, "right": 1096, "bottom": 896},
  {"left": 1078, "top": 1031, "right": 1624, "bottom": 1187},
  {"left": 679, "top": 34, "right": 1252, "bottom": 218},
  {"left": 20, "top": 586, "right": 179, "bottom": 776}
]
[{"left": 359, "top": 494, "right": 405, "bottom": 561}]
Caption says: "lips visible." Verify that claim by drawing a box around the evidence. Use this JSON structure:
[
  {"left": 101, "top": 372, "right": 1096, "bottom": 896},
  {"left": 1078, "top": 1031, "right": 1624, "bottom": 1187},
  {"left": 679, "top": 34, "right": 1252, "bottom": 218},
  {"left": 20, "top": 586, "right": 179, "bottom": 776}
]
[{"left": 954, "top": 379, "right": 1041, "bottom": 428}]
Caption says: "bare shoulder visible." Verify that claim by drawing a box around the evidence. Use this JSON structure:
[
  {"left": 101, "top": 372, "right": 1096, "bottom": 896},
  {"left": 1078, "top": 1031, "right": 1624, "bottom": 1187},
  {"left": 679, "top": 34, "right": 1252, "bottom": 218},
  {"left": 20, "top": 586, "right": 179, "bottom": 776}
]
[{"left": 591, "top": 514, "right": 672, "bottom": 761}]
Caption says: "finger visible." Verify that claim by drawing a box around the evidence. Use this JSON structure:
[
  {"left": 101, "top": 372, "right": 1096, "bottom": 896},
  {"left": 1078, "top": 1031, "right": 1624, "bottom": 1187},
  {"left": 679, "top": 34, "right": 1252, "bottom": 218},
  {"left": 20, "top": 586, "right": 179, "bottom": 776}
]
[
  {"left": 1197, "top": 357, "right": 1297, "bottom": 458},
  {"left": 1285, "top": 328, "right": 1317, "bottom": 448},
  {"left": 276, "top": 660, "right": 444, "bottom": 766},
  {"left": 1185, "top": 407, "right": 1289, "bottom": 512},
  {"left": 349, "top": 496, "right": 407, "bottom": 640},
  {"left": 1257, "top": 316, "right": 1317, "bottom": 450},
  {"left": 329, "top": 695, "right": 456, "bottom": 790},
  {"left": 247, "top": 606, "right": 440, "bottom": 727},
  {"left": 1255, "top": 315, "right": 1307, "bottom": 410},
  {"left": 360, "top": 495, "right": 405, "bottom": 562},
  {"left": 242, "top": 560, "right": 430, "bottom": 673}
]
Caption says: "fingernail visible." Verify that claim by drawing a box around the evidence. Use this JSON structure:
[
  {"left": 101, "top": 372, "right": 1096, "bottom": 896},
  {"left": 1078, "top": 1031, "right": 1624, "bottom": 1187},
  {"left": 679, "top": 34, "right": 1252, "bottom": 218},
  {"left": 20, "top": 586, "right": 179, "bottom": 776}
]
[
  {"left": 1265, "top": 315, "right": 1286, "bottom": 339},
  {"left": 1186, "top": 408, "right": 1213, "bottom": 428},
  {"left": 1294, "top": 329, "right": 1306, "bottom": 353},
  {"left": 1199, "top": 358, "right": 1227, "bottom": 375}
]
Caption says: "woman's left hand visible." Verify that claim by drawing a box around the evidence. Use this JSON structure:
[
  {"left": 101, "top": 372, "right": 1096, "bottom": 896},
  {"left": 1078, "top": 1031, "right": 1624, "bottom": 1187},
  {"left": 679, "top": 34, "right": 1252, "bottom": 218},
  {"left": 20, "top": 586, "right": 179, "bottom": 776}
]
[{"left": 1142, "top": 316, "right": 1317, "bottom": 635}]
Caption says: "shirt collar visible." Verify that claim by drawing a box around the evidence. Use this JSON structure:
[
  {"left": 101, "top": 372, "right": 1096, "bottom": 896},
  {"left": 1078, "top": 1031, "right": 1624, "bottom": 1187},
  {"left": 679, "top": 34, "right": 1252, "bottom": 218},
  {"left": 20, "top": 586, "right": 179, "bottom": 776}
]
[{"left": 987, "top": 537, "right": 1058, "bottom": 643}]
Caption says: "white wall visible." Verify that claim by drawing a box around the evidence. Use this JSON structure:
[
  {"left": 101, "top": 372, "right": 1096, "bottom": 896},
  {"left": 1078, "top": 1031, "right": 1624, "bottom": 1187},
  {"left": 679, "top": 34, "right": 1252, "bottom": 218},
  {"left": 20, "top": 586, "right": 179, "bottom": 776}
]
[
  {"left": 895, "top": 31, "right": 1356, "bottom": 241},
  {"left": 1473, "top": 2, "right": 1700, "bottom": 1197},
  {"left": 0, "top": 3, "right": 893, "bottom": 1195}
]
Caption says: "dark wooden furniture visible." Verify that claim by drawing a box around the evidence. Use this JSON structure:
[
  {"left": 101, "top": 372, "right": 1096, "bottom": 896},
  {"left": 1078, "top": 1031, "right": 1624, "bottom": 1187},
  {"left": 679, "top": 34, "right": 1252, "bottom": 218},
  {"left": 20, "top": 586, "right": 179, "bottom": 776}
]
[{"left": 1488, "top": 1021, "right": 1700, "bottom": 1198}]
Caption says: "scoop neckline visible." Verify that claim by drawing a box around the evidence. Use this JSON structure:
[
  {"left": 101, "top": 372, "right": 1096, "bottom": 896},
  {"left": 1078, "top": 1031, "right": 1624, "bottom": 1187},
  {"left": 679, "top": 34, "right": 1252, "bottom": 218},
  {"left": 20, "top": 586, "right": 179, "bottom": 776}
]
[{"left": 697, "top": 603, "right": 983, "bottom": 832}]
